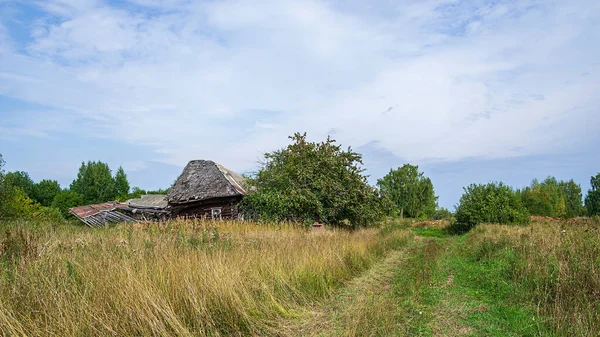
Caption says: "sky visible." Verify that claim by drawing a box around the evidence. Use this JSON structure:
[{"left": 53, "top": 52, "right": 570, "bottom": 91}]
[{"left": 0, "top": 0, "right": 599, "bottom": 209}]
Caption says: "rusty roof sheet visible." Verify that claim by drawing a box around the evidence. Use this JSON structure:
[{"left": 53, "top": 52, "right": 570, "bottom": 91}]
[{"left": 69, "top": 202, "right": 126, "bottom": 219}]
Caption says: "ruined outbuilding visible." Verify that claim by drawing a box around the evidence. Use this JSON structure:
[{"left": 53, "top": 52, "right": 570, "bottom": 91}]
[{"left": 69, "top": 202, "right": 136, "bottom": 227}]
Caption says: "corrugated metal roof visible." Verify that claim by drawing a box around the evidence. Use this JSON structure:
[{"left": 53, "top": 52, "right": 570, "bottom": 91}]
[
  {"left": 69, "top": 202, "right": 136, "bottom": 227},
  {"left": 69, "top": 202, "right": 126, "bottom": 218},
  {"left": 126, "top": 194, "right": 168, "bottom": 209}
]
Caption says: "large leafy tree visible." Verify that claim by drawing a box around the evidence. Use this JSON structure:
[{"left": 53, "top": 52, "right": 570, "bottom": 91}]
[
  {"left": 376, "top": 164, "right": 438, "bottom": 218},
  {"left": 241, "top": 133, "right": 389, "bottom": 227},
  {"left": 561, "top": 179, "right": 583, "bottom": 218},
  {"left": 114, "top": 166, "right": 130, "bottom": 201},
  {"left": 585, "top": 173, "right": 600, "bottom": 216},
  {"left": 4, "top": 171, "right": 35, "bottom": 199},
  {"left": 455, "top": 182, "right": 529, "bottom": 231},
  {"left": 33, "top": 179, "right": 62, "bottom": 207},
  {"left": 70, "top": 161, "right": 117, "bottom": 204}
]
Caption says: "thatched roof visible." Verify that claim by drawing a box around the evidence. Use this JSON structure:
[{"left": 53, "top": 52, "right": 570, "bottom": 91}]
[{"left": 167, "top": 160, "right": 246, "bottom": 205}]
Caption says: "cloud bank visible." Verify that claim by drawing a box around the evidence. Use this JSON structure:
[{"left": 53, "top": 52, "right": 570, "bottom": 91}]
[{"left": 0, "top": 0, "right": 599, "bottom": 172}]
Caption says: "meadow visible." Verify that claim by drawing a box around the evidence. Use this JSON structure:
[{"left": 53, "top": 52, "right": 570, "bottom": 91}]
[{"left": 0, "top": 218, "right": 598, "bottom": 336}]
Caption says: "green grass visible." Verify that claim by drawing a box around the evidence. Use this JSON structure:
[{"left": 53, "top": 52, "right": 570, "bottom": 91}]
[{"left": 411, "top": 226, "right": 449, "bottom": 238}]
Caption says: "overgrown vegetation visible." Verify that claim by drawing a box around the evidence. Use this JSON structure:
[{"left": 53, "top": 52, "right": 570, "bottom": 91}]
[
  {"left": 241, "top": 133, "right": 390, "bottom": 227},
  {"left": 0, "top": 218, "right": 409, "bottom": 336}
]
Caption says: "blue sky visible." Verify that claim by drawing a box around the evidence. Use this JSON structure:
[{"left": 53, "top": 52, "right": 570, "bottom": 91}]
[{"left": 0, "top": 0, "right": 599, "bottom": 208}]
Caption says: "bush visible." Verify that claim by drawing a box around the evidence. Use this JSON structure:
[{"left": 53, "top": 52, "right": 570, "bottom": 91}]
[{"left": 455, "top": 182, "right": 529, "bottom": 231}]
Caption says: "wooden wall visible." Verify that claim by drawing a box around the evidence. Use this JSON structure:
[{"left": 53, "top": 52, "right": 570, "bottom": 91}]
[{"left": 170, "top": 196, "right": 243, "bottom": 220}]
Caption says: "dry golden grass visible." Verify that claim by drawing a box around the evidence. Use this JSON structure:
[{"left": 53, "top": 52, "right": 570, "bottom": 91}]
[{"left": 0, "top": 219, "right": 409, "bottom": 336}]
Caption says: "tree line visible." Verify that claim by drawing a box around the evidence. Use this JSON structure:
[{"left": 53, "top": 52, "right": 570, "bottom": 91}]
[
  {"left": 1, "top": 133, "right": 599, "bottom": 228},
  {"left": 241, "top": 133, "right": 600, "bottom": 228},
  {"left": 0, "top": 155, "right": 168, "bottom": 221}
]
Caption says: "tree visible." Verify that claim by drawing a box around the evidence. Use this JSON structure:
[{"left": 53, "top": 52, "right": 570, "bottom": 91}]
[
  {"left": 560, "top": 179, "right": 583, "bottom": 218},
  {"left": 377, "top": 164, "right": 438, "bottom": 218},
  {"left": 114, "top": 166, "right": 130, "bottom": 201},
  {"left": 70, "top": 161, "right": 117, "bottom": 204},
  {"left": 0, "top": 155, "right": 36, "bottom": 219},
  {"left": 33, "top": 179, "right": 62, "bottom": 207},
  {"left": 241, "top": 133, "right": 389, "bottom": 227},
  {"left": 51, "top": 190, "right": 84, "bottom": 219},
  {"left": 520, "top": 177, "right": 582, "bottom": 218},
  {"left": 455, "top": 182, "right": 529, "bottom": 231},
  {"left": 4, "top": 171, "right": 35, "bottom": 199},
  {"left": 585, "top": 173, "right": 600, "bottom": 216}
]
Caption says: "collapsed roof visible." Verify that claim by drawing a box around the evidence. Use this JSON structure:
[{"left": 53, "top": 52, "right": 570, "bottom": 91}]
[{"left": 69, "top": 202, "right": 136, "bottom": 227}]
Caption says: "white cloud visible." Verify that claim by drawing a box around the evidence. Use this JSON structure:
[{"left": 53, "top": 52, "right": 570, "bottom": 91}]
[{"left": 0, "top": 0, "right": 599, "bottom": 172}]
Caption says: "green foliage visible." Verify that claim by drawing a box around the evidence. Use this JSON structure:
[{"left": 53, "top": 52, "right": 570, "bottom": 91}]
[
  {"left": 561, "top": 179, "right": 583, "bottom": 218},
  {"left": 454, "top": 182, "right": 529, "bottom": 230},
  {"left": 377, "top": 164, "right": 438, "bottom": 219},
  {"left": 519, "top": 177, "right": 583, "bottom": 218},
  {"left": 33, "top": 179, "right": 62, "bottom": 207},
  {"left": 584, "top": 173, "right": 600, "bottom": 216},
  {"left": 241, "top": 133, "right": 389, "bottom": 227},
  {"left": 51, "top": 190, "right": 84, "bottom": 219},
  {"left": 4, "top": 171, "right": 35, "bottom": 199},
  {"left": 70, "top": 161, "right": 117, "bottom": 204},
  {"left": 0, "top": 184, "right": 36, "bottom": 220},
  {"left": 432, "top": 207, "right": 452, "bottom": 220},
  {"left": 0, "top": 156, "right": 64, "bottom": 222},
  {"left": 0, "top": 156, "right": 35, "bottom": 219},
  {"left": 31, "top": 205, "right": 64, "bottom": 223},
  {"left": 114, "top": 166, "right": 130, "bottom": 201}
]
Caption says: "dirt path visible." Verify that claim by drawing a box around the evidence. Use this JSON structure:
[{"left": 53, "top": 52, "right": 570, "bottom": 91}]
[
  {"left": 279, "top": 228, "right": 546, "bottom": 337},
  {"left": 279, "top": 248, "right": 411, "bottom": 337}
]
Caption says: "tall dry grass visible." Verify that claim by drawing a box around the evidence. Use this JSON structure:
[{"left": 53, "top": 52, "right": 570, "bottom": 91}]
[
  {"left": 0, "top": 219, "right": 409, "bottom": 336},
  {"left": 467, "top": 218, "right": 600, "bottom": 335}
]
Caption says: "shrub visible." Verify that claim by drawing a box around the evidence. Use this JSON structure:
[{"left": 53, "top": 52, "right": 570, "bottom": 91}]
[{"left": 455, "top": 182, "right": 529, "bottom": 231}]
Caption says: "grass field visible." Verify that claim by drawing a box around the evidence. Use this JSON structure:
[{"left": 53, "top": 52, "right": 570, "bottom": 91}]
[{"left": 0, "top": 218, "right": 598, "bottom": 336}]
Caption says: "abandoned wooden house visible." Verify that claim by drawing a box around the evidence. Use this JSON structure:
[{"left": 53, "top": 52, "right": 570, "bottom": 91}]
[{"left": 166, "top": 160, "right": 247, "bottom": 219}]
